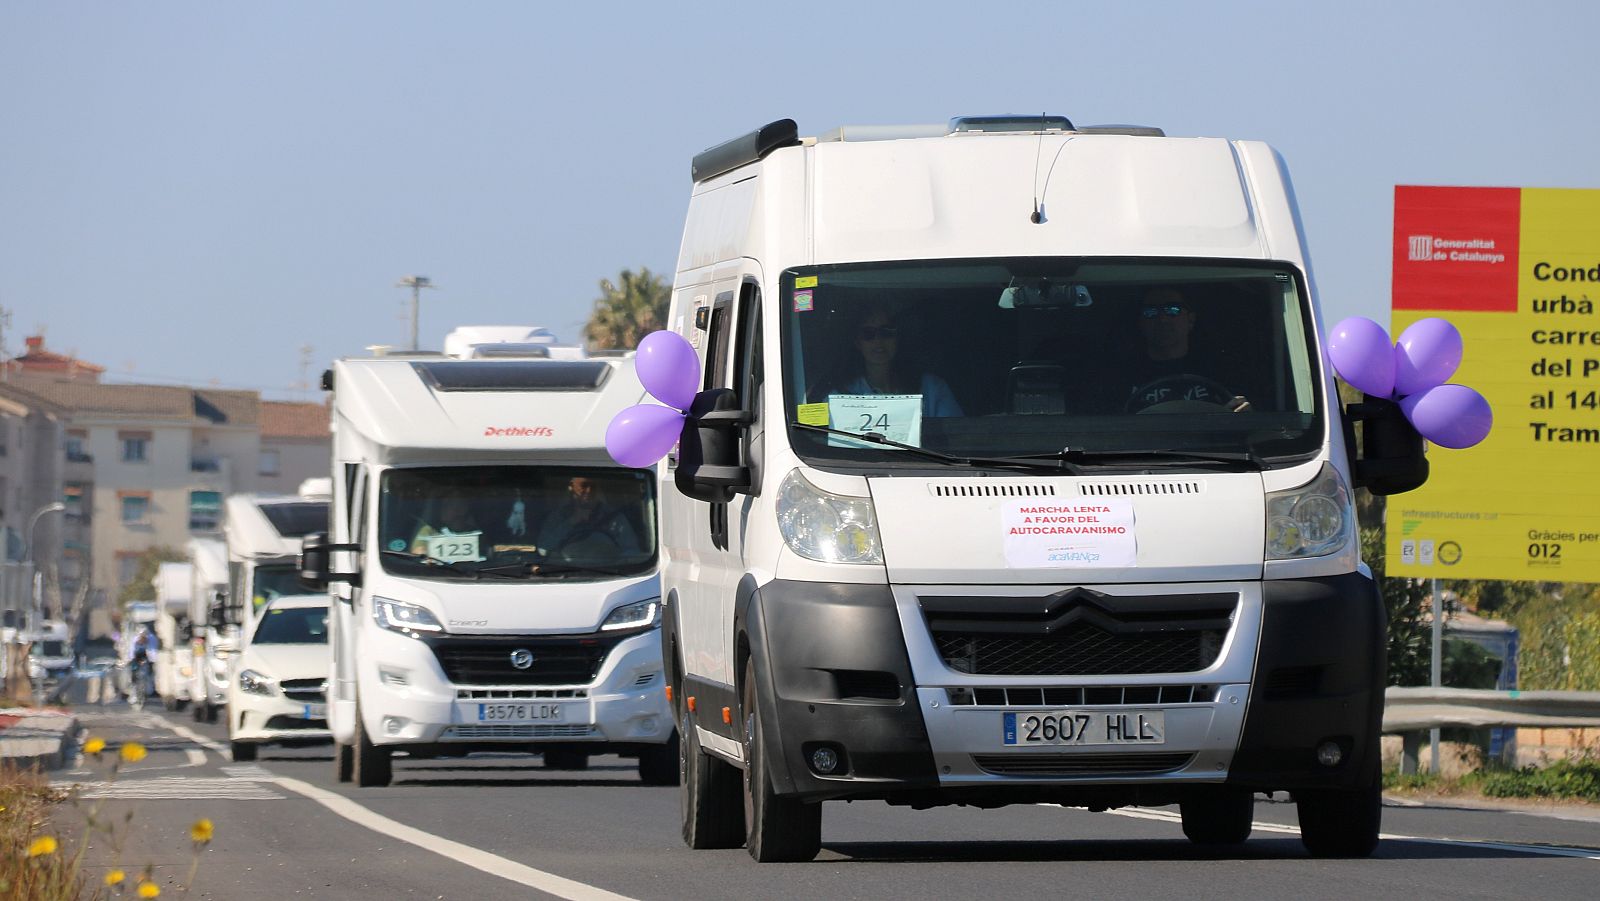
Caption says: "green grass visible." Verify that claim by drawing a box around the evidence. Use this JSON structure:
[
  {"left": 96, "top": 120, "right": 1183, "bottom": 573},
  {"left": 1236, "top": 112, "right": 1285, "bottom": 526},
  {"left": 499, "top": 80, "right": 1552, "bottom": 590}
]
[{"left": 1464, "top": 759, "right": 1600, "bottom": 801}]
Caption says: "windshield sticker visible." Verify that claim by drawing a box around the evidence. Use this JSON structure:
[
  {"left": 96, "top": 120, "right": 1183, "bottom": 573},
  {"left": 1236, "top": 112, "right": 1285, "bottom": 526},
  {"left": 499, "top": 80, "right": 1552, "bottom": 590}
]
[
  {"left": 423, "top": 531, "right": 484, "bottom": 564},
  {"left": 795, "top": 275, "right": 818, "bottom": 289},
  {"left": 793, "top": 289, "right": 814, "bottom": 312},
  {"left": 387, "top": 538, "right": 406, "bottom": 551},
  {"left": 796, "top": 402, "right": 830, "bottom": 426},
  {"left": 1002, "top": 499, "right": 1136, "bottom": 568},
  {"left": 827, "top": 394, "right": 923, "bottom": 446}
]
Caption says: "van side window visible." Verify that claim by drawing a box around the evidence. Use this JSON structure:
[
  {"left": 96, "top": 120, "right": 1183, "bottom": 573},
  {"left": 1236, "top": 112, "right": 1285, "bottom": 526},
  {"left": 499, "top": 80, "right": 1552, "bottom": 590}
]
[
  {"left": 733, "top": 282, "right": 763, "bottom": 411},
  {"left": 703, "top": 291, "right": 735, "bottom": 390}
]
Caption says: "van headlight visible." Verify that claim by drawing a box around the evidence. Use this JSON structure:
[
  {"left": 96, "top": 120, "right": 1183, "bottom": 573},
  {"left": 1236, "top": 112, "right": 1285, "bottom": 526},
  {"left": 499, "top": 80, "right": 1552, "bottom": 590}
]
[
  {"left": 776, "top": 469, "right": 883, "bottom": 565},
  {"left": 601, "top": 598, "right": 660, "bottom": 632},
  {"left": 238, "top": 668, "right": 278, "bottom": 696},
  {"left": 372, "top": 597, "right": 445, "bottom": 637},
  {"left": 1265, "top": 463, "right": 1353, "bottom": 560}
]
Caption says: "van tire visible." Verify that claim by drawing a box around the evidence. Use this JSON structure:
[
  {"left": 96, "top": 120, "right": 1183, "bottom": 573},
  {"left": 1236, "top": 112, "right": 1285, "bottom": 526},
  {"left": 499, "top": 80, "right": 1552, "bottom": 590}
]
[
  {"left": 1296, "top": 779, "right": 1381, "bottom": 858},
  {"left": 741, "top": 659, "right": 821, "bottom": 863},
  {"left": 230, "top": 741, "right": 257, "bottom": 762},
  {"left": 192, "top": 702, "right": 206, "bottom": 722},
  {"left": 543, "top": 749, "right": 589, "bottom": 771},
  {"left": 1180, "top": 787, "right": 1254, "bottom": 845},
  {"left": 680, "top": 695, "right": 744, "bottom": 849},
  {"left": 334, "top": 742, "right": 354, "bottom": 783},
  {"left": 351, "top": 704, "right": 392, "bottom": 787},
  {"left": 207, "top": 704, "right": 220, "bottom": 725},
  {"left": 638, "top": 731, "right": 681, "bottom": 786}
]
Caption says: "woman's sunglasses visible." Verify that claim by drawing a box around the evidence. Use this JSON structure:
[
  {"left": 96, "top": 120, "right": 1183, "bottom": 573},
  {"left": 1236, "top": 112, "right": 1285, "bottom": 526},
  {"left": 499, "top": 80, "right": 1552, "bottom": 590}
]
[
  {"left": 857, "top": 326, "right": 899, "bottom": 340},
  {"left": 1140, "top": 305, "right": 1188, "bottom": 320}
]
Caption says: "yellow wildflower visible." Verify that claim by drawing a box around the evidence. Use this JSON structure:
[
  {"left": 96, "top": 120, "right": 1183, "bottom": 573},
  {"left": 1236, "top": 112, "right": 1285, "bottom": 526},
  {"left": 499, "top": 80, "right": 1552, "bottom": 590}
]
[
  {"left": 84, "top": 736, "right": 107, "bottom": 755},
  {"left": 137, "top": 881, "right": 161, "bottom": 898},
  {"left": 190, "top": 818, "right": 214, "bottom": 844},
  {"left": 119, "top": 742, "right": 148, "bottom": 763},
  {"left": 106, "top": 869, "right": 127, "bottom": 886},
  {"left": 27, "top": 835, "right": 59, "bottom": 857}
]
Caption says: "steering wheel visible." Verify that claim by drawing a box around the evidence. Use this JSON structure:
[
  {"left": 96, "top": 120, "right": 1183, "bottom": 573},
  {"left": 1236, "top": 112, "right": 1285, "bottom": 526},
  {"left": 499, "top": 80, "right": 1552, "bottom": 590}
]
[
  {"left": 552, "top": 528, "right": 621, "bottom": 561},
  {"left": 1125, "top": 373, "right": 1238, "bottom": 413}
]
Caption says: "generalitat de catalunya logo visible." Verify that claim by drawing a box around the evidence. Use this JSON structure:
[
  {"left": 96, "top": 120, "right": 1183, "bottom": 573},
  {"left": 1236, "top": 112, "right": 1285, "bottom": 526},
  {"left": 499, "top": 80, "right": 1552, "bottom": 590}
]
[
  {"left": 484, "top": 426, "right": 553, "bottom": 437},
  {"left": 1406, "top": 234, "right": 1505, "bottom": 264}
]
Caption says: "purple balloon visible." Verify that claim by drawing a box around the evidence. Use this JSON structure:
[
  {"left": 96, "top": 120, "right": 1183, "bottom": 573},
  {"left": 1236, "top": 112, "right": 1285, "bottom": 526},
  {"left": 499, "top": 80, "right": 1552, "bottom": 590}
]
[
  {"left": 1394, "top": 317, "right": 1463, "bottom": 397},
  {"left": 1400, "top": 384, "right": 1493, "bottom": 449},
  {"left": 1326, "top": 317, "right": 1395, "bottom": 398},
  {"left": 636, "top": 330, "right": 700, "bottom": 411},
  {"left": 605, "top": 403, "right": 685, "bottom": 468}
]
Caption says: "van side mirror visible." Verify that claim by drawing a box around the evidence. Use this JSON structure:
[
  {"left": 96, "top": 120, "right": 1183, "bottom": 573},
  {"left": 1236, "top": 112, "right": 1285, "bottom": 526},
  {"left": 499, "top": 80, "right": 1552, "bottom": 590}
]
[
  {"left": 675, "top": 387, "right": 752, "bottom": 504},
  {"left": 299, "top": 531, "right": 361, "bottom": 590},
  {"left": 1345, "top": 395, "right": 1429, "bottom": 496}
]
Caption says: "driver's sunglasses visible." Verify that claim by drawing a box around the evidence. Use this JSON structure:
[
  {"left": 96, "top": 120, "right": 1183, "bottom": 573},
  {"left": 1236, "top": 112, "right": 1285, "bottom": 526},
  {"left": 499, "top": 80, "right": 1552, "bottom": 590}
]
[
  {"left": 857, "top": 326, "right": 899, "bottom": 340},
  {"left": 1140, "top": 304, "right": 1188, "bottom": 319}
]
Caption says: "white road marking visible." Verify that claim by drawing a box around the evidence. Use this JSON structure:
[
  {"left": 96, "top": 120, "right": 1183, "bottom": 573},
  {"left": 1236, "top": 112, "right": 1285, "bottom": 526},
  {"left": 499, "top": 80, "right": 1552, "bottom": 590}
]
[
  {"left": 271, "top": 776, "right": 639, "bottom": 901},
  {"left": 68, "top": 776, "right": 284, "bottom": 801},
  {"left": 1099, "top": 806, "right": 1600, "bottom": 861}
]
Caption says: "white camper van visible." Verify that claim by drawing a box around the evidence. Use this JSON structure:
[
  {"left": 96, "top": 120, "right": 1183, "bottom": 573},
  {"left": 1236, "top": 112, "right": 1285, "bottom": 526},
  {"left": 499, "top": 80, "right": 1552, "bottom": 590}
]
[
  {"left": 661, "top": 117, "right": 1429, "bottom": 861},
  {"left": 188, "top": 537, "right": 232, "bottom": 724},
  {"left": 300, "top": 327, "right": 675, "bottom": 787},
  {"left": 224, "top": 482, "right": 333, "bottom": 759},
  {"left": 153, "top": 562, "right": 194, "bottom": 711}
]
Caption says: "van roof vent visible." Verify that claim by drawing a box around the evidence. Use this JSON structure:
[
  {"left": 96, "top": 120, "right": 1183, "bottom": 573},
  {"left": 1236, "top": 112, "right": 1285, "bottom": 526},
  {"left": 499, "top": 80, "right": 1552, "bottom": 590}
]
[
  {"left": 929, "top": 483, "right": 1056, "bottom": 498},
  {"left": 1079, "top": 481, "right": 1202, "bottom": 496},
  {"left": 1074, "top": 124, "right": 1166, "bottom": 137},
  {"left": 949, "top": 115, "right": 1074, "bottom": 134}
]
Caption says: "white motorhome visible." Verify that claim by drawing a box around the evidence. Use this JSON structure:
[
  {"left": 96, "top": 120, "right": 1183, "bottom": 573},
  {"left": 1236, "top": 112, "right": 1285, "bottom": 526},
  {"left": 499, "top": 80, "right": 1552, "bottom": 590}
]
[
  {"left": 301, "top": 327, "right": 675, "bottom": 787},
  {"left": 223, "top": 482, "right": 333, "bottom": 758},
  {"left": 661, "top": 117, "right": 1428, "bottom": 861},
  {"left": 187, "top": 537, "right": 232, "bottom": 724},
  {"left": 153, "top": 561, "right": 194, "bottom": 711}
]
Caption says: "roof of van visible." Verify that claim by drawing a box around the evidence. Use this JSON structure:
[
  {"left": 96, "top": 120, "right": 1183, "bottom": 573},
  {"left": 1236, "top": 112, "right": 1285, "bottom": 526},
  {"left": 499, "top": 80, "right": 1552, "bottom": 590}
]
[
  {"left": 188, "top": 537, "right": 229, "bottom": 585},
  {"left": 155, "top": 562, "right": 192, "bottom": 613},
  {"left": 331, "top": 355, "right": 647, "bottom": 460},
  {"left": 225, "top": 493, "right": 330, "bottom": 560}
]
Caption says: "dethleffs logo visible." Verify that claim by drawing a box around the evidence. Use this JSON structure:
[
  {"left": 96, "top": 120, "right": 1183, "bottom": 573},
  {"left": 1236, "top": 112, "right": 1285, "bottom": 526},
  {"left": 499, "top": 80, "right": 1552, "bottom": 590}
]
[
  {"left": 1406, "top": 234, "right": 1506, "bottom": 264},
  {"left": 483, "top": 426, "right": 554, "bottom": 437}
]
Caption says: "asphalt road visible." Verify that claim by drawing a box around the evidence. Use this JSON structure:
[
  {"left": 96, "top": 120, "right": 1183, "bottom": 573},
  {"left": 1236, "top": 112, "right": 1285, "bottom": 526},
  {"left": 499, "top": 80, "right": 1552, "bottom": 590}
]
[{"left": 48, "top": 702, "right": 1600, "bottom": 900}]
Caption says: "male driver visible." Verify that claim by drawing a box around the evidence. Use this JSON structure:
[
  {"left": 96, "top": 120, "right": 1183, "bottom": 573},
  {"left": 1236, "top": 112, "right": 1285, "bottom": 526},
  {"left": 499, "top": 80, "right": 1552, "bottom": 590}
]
[
  {"left": 537, "top": 476, "right": 641, "bottom": 558},
  {"left": 1123, "top": 286, "right": 1244, "bottom": 411}
]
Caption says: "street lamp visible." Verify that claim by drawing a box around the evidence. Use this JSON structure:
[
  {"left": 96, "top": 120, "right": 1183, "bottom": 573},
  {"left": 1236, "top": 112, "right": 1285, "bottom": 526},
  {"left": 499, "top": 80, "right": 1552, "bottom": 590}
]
[
  {"left": 24, "top": 502, "right": 66, "bottom": 627},
  {"left": 396, "top": 275, "right": 435, "bottom": 351}
]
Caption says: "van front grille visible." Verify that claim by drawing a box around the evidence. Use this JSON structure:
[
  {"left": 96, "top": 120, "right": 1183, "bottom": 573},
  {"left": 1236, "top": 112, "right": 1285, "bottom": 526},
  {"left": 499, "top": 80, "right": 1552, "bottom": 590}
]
[{"left": 426, "top": 635, "right": 622, "bottom": 686}]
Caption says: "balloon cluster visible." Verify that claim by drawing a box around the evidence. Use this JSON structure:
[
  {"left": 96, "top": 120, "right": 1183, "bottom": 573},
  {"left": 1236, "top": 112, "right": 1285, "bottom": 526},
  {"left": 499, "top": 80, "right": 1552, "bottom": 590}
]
[
  {"left": 605, "top": 331, "right": 702, "bottom": 468},
  {"left": 1326, "top": 317, "right": 1492, "bottom": 449}
]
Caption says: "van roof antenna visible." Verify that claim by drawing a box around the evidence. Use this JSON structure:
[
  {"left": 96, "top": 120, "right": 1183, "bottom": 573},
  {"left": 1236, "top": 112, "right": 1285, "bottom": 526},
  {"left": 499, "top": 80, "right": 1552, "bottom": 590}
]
[{"left": 1030, "top": 112, "right": 1046, "bottom": 224}]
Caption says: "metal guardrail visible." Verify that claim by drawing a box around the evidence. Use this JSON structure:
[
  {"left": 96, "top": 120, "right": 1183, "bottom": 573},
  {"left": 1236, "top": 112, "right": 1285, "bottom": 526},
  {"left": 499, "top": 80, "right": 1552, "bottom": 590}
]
[{"left": 1383, "top": 686, "right": 1600, "bottom": 732}]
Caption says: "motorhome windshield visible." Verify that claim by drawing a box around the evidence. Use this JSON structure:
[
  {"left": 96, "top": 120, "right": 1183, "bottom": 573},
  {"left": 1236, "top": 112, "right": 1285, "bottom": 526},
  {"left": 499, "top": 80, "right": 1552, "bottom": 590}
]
[
  {"left": 253, "top": 606, "right": 329, "bottom": 644},
  {"left": 780, "top": 258, "right": 1324, "bottom": 468},
  {"left": 250, "top": 563, "right": 307, "bottom": 613},
  {"left": 377, "top": 465, "right": 657, "bottom": 581},
  {"left": 262, "top": 502, "right": 328, "bottom": 538}
]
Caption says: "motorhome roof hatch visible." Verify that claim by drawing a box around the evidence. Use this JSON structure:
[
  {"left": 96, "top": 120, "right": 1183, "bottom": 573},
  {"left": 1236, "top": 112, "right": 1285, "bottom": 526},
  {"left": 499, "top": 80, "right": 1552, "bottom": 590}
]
[
  {"left": 948, "top": 114, "right": 1075, "bottom": 134},
  {"left": 410, "top": 360, "right": 613, "bottom": 392}
]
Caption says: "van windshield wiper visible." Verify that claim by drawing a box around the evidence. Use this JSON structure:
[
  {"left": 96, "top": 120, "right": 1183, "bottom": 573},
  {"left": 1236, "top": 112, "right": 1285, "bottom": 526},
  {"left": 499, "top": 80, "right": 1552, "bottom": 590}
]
[
  {"left": 526, "top": 562, "right": 633, "bottom": 577},
  {"left": 1004, "top": 447, "right": 1266, "bottom": 471},
  {"left": 791, "top": 422, "right": 1086, "bottom": 474},
  {"left": 379, "top": 550, "right": 522, "bottom": 580}
]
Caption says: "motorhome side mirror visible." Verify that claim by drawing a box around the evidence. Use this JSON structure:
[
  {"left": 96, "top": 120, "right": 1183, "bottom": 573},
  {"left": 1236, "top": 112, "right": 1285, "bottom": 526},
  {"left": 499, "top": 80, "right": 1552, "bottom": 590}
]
[
  {"left": 299, "top": 531, "right": 333, "bottom": 591},
  {"left": 675, "top": 387, "right": 752, "bottom": 504},
  {"left": 1346, "top": 395, "right": 1429, "bottom": 496}
]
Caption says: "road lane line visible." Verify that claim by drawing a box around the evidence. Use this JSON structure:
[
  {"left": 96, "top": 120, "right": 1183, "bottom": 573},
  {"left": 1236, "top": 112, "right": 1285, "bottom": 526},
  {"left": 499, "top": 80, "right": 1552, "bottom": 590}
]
[
  {"left": 272, "top": 776, "right": 639, "bottom": 901},
  {"left": 161, "top": 721, "right": 228, "bottom": 754},
  {"left": 1099, "top": 806, "right": 1600, "bottom": 860}
]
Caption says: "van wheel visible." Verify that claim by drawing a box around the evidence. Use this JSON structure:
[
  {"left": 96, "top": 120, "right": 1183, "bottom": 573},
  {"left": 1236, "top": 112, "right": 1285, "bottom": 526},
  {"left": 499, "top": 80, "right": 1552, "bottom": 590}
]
[
  {"left": 230, "top": 741, "right": 257, "bottom": 762},
  {"left": 206, "top": 704, "right": 221, "bottom": 725},
  {"left": 351, "top": 704, "right": 392, "bottom": 787},
  {"left": 638, "top": 730, "right": 681, "bottom": 786},
  {"left": 164, "top": 696, "right": 179, "bottom": 712},
  {"left": 1180, "top": 787, "right": 1254, "bottom": 845},
  {"left": 192, "top": 703, "right": 206, "bottom": 722},
  {"left": 1297, "top": 780, "right": 1381, "bottom": 858},
  {"left": 741, "top": 659, "right": 821, "bottom": 862},
  {"left": 543, "top": 748, "right": 589, "bottom": 771},
  {"left": 681, "top": 694, "right": 744, "bottom": 849},
  {"left": 334, "top": 742, "right": 354, "bottom": 783}
]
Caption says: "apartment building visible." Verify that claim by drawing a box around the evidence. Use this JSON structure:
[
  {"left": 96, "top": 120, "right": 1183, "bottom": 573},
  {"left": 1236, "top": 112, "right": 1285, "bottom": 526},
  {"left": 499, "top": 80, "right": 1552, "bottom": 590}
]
[
  {"left": 0, "top": 382, "right": 67, "bottom": 627},
  {"left": 257, "top": 400, "right": 332, "bottom": 495}
]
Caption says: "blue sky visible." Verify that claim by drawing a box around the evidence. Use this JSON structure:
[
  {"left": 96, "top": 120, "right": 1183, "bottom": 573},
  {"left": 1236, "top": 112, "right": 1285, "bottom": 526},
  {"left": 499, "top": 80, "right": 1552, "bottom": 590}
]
[{"left": 3, "top": 1, "right": 1595, "bottom": 399}]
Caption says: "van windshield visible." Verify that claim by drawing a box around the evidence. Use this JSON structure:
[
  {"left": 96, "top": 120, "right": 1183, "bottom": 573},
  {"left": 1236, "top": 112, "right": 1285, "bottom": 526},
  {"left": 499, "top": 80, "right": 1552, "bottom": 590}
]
[
  {"left": 377, "top": 466, "right": 657, "bottom": 581},
  {"left": 780, "top": 258, "right": 1323, "bottom": 468}
]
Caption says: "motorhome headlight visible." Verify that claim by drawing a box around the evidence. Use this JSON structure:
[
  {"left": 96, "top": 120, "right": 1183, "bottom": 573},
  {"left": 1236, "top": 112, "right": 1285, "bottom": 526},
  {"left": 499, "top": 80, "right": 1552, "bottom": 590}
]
[
  {"left": 237, "top": 668, "right": 278, "bottom": 696},
  {"left": 372, "top": 597, "right": 445, "bottom": 637},
  {"left": 601, "top": 598, "right": 660, "bottom": 632},
  {"left": 776, "top": 469, "right": 883, "bottom": 565},
  {"left": 1265, "top": 463, "right": 1353, "bottom": 560}
]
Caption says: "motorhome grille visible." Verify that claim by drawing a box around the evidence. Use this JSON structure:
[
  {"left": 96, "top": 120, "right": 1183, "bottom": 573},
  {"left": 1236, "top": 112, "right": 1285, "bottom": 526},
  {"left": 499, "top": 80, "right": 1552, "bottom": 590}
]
[
  {"left": 443, "top": 724, "right": 597, "bottom": 740},
  {"left": 930, "top": 484, "right": 1056, "bottom": 497},
  {"left": 922, "top": 590, "right": 1235, "bottom": 677},
  {"left": 971, "top": 753, "right": 1193, "bottom": 777},
  {"left": 1078, "top": 481, "right": 1201, "bottom": 496},
  {"left": 279, "top": 678, "right": 327, "bottom": 703},
  {"left": 427, "top": 635, "right": 623, "bottom": 686},
  {"left": 944, "top": 685, "right": 1218, "bottom": 707},
  {"left": 455, "top": 688, "right": 590, "bottom": 700},
  {"left": 411, "top": 360, "right": 612, "bottom": 392}
]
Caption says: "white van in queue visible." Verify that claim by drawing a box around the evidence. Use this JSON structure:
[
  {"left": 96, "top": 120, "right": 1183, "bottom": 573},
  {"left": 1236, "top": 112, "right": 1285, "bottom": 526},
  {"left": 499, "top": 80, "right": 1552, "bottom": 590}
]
[
  {"left": 153, "top": 561, "right": 193, "bottom": 712},
  {"left": 300, "top": 326, "right": 675, "bottom": 787},
  {"left": 224, "top": 483, "right": 334, "bottom": 760},
  {"left": 661, "top": 116, "right": 1429, "bottom": 861},
  {"left": 187, "top": 537, "right": 232, "bottom": 724}
]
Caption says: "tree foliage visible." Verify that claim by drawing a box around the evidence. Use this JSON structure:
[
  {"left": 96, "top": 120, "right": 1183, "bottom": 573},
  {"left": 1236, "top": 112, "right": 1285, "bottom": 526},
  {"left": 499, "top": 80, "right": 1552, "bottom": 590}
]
[
  {"left": 582, "top": 267, "right": 671, "bottom": 351},
  {"left": 1363, "top": 525, "right": 1432, "bottom": 686},
  {"left": 116, "top": 546, "right": 186, "bottom": 608}
]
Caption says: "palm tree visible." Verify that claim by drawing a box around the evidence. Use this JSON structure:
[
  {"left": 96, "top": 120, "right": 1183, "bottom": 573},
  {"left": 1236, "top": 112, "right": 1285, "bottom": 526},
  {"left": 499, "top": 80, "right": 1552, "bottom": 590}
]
[{"left": 583, "top": 267, "right": 671, "bottom": 351}]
